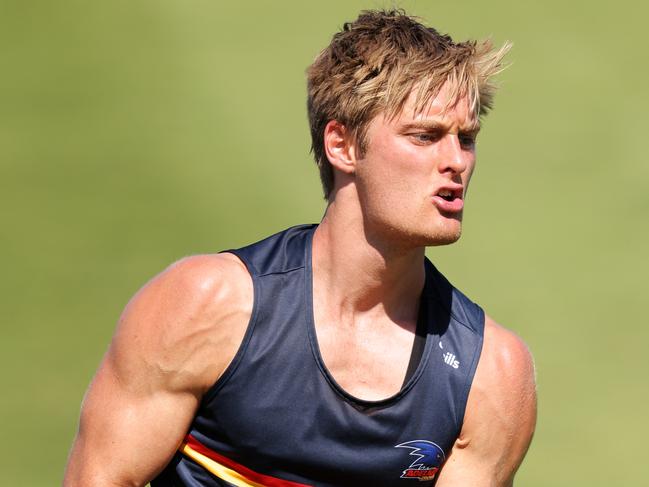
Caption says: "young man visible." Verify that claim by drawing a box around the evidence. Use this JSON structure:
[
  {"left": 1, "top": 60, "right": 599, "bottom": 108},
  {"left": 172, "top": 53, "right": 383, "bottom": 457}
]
[{"left": 64, "top": 10, "right": 536, "bottom": 487}]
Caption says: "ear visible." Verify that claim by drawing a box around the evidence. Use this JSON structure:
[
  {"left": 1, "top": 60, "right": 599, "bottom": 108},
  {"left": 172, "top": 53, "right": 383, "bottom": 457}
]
[{"left": 323, "top": 120, "right": 357, "bottom": 175}]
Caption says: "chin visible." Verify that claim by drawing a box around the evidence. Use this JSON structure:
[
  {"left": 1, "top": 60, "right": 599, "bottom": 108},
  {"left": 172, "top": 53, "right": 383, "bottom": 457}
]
[
  {"left": 422, "top": 220, "right": 463, "bottom": 247},
  {"left": 367, "top": 211, "right": 463, "bottom": 249},
  {"left": 426, "top": 230, "right": 462, "bottom": 247},
  {"left": 392, "top": 223, "right": 462, "bottom": 249}
]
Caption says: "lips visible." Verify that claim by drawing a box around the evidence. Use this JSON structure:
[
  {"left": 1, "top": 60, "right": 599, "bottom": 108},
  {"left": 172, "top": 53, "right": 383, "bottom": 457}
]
[{"left": 432, "top": 186, "right": 464, "bottom": 213}]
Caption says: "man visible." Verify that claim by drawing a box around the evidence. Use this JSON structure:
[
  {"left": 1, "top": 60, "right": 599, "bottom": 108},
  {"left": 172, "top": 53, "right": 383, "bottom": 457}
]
[{"left": 64, "top": 9, "right": 536, "bottom": 486}]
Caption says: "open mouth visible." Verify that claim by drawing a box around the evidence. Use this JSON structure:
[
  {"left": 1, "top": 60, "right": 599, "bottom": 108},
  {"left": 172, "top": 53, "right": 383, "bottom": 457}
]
[
  {"left": 437, "top": 189, "right": 460, "bottom": 201},
  {"left": 432, "top": 187, "right": 464, "bottom": 213}
]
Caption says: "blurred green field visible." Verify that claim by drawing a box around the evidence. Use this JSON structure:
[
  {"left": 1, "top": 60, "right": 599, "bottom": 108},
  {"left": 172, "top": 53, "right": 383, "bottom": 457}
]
[{"left": 1, "top": 1, "right": 647, "bottom": 485}]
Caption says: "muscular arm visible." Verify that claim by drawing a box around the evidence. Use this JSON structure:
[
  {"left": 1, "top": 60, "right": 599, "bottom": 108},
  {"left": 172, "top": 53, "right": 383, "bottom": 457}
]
[
  {"left": 435, "top": 316, "right": 537, "bottom": 487},
  {"left": 63, "top": 254, "right": 252, "bottom": 487}
]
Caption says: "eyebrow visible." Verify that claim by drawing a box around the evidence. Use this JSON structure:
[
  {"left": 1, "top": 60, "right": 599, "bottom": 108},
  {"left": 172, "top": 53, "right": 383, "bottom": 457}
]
[{"left": 400, "top": 120, "right": 481, "bottom": 133}]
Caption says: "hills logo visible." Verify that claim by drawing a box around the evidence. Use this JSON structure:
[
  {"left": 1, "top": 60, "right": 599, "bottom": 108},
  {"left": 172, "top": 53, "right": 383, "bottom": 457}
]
[{"left": 442, "top": 351, "right": 459, "bottom": 369}]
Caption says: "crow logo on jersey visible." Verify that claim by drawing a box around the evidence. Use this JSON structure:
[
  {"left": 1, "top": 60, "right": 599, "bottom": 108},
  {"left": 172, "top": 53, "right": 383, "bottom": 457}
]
[{"left": 395, "top": 440, "right": 445, "bottom": 481}]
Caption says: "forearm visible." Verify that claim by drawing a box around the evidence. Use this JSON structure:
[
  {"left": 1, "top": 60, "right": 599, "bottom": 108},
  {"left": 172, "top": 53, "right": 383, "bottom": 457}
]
[
  {"left": 63, "top": 431, "right": 149, "bottom": 487},
  {"left": 63, "top": 438, "right": 143, "bottom": 487}
]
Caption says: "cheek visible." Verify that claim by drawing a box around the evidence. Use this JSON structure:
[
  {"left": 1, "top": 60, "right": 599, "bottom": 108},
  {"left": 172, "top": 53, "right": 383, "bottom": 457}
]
[
  {"left": 463, "top": 161, "right": 476, "bottom": 189},
  {"left": 358, "top": 166, "right": 429, "bottom": 221},
  {"left": 370, "top": 140, "right": 430, "bottom": 182},
  {"left": 356, "top": 130, "right": 433, "bottom": 209},
  {"left": 359, "top": 152, "right": 426, "bottom": 200}
]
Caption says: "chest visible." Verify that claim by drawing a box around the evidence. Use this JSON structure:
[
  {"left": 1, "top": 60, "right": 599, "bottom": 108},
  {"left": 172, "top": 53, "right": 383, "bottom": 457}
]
[{"left": 313, "top": 316, "right": 420, "bottom": 402}]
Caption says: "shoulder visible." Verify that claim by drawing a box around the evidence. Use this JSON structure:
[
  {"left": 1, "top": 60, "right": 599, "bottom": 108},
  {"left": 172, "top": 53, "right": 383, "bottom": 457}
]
[
  {"left": 436, "top": 316, "right": 536, "bottom": 485},
  {"left": 465, "top": 315, "right": 536, "bottom": 436},
  {"left": 109, "top": 252, "right": 253, "bottom": 395},
  {"left": 123, "top": 252, "right": 253, "bottom": 336},
  {"left": 479, "top": 316, "right": 536, "bottom": 401},
  {"left": 151, "top": 252, "right": 252, "bottom": 308}
]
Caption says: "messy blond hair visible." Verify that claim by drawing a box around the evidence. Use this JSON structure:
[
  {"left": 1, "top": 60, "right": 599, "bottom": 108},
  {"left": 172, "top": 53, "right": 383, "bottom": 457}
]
[{"left": 307, "top": 9, "right": 510, "bottom": 199}]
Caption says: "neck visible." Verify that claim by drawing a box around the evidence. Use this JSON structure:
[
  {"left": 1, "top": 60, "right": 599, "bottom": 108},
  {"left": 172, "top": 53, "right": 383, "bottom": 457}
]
[{"left": 312, "top": 188, "right": 426, "bottom": 324}]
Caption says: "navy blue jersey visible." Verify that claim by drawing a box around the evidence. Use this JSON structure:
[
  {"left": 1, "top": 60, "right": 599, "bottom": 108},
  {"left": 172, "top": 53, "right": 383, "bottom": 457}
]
[{"left": 152, "top": 224, "right": 485, "bottom": 486}]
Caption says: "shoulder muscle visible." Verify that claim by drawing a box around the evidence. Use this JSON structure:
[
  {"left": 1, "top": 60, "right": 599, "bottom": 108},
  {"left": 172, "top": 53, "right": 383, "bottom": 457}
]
[
  {"left": 64, "top": 253, "right": 253, "bottom": 486},
  {"left": 109, "top": 252, "right": 253, "bottom": 395}
]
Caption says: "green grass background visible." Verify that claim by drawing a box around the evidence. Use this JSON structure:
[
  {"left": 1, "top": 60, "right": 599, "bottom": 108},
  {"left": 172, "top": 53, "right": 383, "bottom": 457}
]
[{"left": 1, "top": 1, "right": 647, "bottom": 485}]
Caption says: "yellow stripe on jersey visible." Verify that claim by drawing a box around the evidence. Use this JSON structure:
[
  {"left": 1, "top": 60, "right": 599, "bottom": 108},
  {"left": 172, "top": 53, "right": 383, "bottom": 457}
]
[{"left": 180, "top": 442, "right": 268, "bottom": 487}]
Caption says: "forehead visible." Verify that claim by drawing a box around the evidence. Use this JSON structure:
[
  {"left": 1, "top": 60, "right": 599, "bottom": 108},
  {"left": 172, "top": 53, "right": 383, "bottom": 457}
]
[{"left": 392, "top": 82, "right": 479, "bottom": 130}]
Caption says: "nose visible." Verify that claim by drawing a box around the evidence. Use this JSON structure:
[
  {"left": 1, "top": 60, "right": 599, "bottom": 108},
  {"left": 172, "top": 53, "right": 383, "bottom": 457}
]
[{"left": 438, "top": 134, "right": 469, "bottom": 174}]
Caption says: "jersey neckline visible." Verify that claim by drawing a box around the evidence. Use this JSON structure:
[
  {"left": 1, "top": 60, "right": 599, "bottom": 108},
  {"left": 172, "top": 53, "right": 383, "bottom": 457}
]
[{"left": 303, "top": 224, "right": 436, "bottom": 409}]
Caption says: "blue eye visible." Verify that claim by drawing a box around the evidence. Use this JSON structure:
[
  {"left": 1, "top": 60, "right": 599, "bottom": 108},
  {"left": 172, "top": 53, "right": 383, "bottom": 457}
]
[
  {"left": 411, "top": 132, "right": 441, "bottom": 144},
  {"left": 459, "top": 134, "right": 476, "bottom": 149}
]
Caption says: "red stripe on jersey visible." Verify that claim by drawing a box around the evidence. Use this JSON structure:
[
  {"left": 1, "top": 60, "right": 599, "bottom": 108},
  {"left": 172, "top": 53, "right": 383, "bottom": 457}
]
[{"left": 184, "top": 434, "right": 312, "bottom": 487}]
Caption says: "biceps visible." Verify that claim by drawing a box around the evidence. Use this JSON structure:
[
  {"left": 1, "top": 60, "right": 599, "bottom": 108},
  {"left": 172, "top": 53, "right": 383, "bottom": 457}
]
[
  {"left": 434, "top": 446, "right": 512, "bottom": 487},
  {"left": 434, "top": 406, "right": 534, "bottom": 487},
  {"left": 64, "top": 360, "right": 200, "bottom": 486}
]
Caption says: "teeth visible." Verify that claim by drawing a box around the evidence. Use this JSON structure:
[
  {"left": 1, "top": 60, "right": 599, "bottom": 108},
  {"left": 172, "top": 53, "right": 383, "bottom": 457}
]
[{"left": 438, "top": 190, "right": 452, "bottom": 197}]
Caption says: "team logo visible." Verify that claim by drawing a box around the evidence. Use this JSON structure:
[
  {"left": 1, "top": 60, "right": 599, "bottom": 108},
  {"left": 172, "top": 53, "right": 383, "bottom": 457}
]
[{"left": 395, "top": 440, "right": 445, "bottom": 481}]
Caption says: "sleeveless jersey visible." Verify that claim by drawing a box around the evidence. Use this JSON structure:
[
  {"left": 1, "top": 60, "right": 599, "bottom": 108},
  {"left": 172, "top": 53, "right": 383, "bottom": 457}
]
[{"left": 152, "top": 224, "right": 485, "bottom": 487}]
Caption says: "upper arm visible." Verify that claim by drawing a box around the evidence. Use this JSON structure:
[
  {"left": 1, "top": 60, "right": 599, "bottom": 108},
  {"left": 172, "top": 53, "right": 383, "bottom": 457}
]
[
  {"left": 63, "top": 253, "right": 252, "bottom": 487},
  {"left": 435, "top": 316, "right": 537, "bottom": 487}
]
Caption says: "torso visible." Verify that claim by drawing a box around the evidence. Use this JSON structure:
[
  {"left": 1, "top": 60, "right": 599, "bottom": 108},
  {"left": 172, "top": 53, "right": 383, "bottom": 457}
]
[{"left": 152, "top": 225, "right": 485, "bottom": 487}]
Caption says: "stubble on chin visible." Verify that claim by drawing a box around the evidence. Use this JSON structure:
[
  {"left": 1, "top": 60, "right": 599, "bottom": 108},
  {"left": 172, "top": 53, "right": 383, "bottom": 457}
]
[
  {"left": 376, "top": 219, "right": 463, "bottom": 250},
  {"left": 361, "top": 201, "right": 464, "bottom": 251},
  {"left": 425, "top": 230, "right": 462, "bottom": 247},
  {"left": 421, "top": 214, "right": 464, "bottom": 247}
]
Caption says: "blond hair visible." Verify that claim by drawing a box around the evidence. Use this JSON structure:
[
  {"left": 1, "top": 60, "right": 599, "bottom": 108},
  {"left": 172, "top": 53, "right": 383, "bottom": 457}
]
[{"left": 307, "top": 9, "right": 510, "bottom": 199}]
